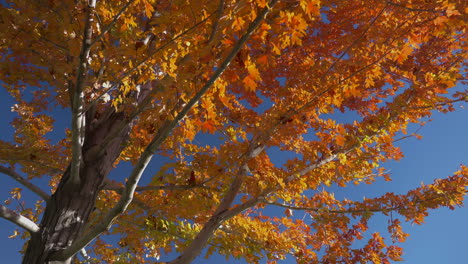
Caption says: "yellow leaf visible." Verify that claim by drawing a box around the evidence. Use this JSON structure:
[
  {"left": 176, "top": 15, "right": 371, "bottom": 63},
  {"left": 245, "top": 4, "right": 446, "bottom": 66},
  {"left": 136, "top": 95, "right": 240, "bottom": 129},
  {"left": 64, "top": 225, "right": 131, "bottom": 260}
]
[
  {"left": 246, "top": 62, "right": 261, "bottom": 81},
  {"left": 232, "top": 17, "right": 245, "bottom": 31},
  {"left": 257, "top": 0, "right": 269, "bottom": 8},
  {"left": 272, "top": 43, "right": 281, "bottom": 55}
]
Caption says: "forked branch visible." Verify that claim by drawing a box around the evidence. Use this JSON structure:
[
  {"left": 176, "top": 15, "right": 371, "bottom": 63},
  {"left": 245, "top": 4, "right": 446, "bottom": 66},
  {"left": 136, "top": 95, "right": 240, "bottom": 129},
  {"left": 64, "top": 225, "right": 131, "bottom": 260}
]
[
  {"left": 54, "top": 0, "right": 278, "bottom": 261},
  {"left": 69, "top": 0, "right": 96, "bottom": 186}
]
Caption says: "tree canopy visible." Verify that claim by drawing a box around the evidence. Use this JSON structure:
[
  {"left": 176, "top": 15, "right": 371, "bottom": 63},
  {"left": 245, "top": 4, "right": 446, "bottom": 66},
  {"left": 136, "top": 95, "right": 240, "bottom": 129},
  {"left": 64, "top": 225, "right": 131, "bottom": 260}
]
[{"left": 0, "top": 0, "right": 466, "bottom": 263}]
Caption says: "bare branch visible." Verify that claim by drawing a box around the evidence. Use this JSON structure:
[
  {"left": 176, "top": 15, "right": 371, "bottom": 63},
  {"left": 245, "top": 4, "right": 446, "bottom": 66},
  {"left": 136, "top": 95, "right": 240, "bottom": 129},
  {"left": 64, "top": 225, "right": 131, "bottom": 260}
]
[
  {"left": 221, "top": 194, "right": 263, "bottom": 220},
  {"left": 0, "top": 165, "right": 50, "bottom": 201},
  {"left": 69, "top": 0, "right": 96, "bottom": 186},
  {"left": 0, "top": 204, "right": 39, "bottom": 234}
]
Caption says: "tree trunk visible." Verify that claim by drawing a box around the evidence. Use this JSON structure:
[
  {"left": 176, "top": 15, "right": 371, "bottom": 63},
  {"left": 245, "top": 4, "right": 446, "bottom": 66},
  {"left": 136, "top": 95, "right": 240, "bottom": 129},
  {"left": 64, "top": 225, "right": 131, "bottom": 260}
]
[{"left": 23, "top": 109, "right": 131, "bottom": 263}]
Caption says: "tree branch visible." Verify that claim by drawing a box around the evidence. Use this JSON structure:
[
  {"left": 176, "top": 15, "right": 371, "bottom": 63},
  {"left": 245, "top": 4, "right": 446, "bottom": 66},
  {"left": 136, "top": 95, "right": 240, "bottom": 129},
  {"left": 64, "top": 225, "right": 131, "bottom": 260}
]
[
  {"left": 324, "top": 3, "right": 389, "bottom": 77},
  {"left": 410, "top": 97, "right": 467, "bottom": 110},
  {"left": 220, "top": 152, "right": 343, "bottom": 221},
  {"left": 385, "top": 1, "right": 441, "bottom": 13},
  {"left": 0, "top": 165, "right": 50, "bottom": 201},
  {"left": 90, "top": 0, "right": 137, "bottom": 46},
  {"left": 39, "top": 36, "right": 69, "bottom": 54},
  {"left": 101, "top": 181, "right": 213, "bottom": 212},
  {"left": 164, "top": 13, "right": 418, "bottom": 258},
  {"left": 103, "top": 182, "right": 212, "bottom": 192},
  {"left": 264, "top": 201, "right": 397, "bottom": 214},
  {"left": 286, "top": 153, "right": 340, "bottom": 183},
  {"left": 207, "top": 0, "right": 225, "bottom": 44},
  {"left": 69, "top": 0, "right": 96, "bottom": 186},
  {"left": 0, "top": 158, "right": 64, "bottom": 176},
  {"left": 167, "top": 2, "right": 279, "bottom": 263},
  {"left": 0, "top": 204, "right": 39, "bottom": 234},
  {"left": 55, "top": 1, "right": 278, "bottom": 261},
  {"left": 83, "top": 12, "right": 214, "bottom": 113}
]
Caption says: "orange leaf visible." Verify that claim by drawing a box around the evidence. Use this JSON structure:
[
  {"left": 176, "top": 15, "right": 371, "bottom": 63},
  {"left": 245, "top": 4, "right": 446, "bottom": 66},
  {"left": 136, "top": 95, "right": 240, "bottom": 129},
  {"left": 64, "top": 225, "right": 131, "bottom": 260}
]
[
  {"left": 246, "top": 62, "right": 261, "bottom": 81},
  {"left": 243, "top": 75, "right": 258, "bottom": 92},
  {"left": 201, "top": 121, "right": 217, "bottom": 134},
  {"left": 335, "top": 135, "right": 346, "bottom": 146}
]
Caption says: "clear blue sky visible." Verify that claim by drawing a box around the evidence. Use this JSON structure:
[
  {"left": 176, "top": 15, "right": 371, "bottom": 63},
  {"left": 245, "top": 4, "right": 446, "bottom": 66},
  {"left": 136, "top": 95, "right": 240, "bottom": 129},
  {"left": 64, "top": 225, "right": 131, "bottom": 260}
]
[{"left": 0, "top": 82, "right": 467, "bottom": 263}]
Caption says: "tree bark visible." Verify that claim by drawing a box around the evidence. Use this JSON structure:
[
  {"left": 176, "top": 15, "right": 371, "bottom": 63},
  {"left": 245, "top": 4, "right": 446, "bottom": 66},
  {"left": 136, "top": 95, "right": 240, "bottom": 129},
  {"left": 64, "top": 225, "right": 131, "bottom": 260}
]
[{"left": 22, "top": 109, "right": 131, "bottom": 264}]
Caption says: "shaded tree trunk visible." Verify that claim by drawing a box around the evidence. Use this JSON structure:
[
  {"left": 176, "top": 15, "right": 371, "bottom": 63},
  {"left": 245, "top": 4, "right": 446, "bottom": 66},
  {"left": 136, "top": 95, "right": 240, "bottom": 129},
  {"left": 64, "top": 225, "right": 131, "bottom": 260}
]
[{"left": 23, "top": 109, "right": 132, "bottom": 264}]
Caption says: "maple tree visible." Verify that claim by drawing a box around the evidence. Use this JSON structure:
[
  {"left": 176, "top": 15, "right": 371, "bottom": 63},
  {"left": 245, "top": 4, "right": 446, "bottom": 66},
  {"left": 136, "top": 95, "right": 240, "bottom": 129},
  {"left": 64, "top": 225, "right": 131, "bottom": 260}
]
[{"left": 0, "top": 0, "right": 467, "bottom": 263}]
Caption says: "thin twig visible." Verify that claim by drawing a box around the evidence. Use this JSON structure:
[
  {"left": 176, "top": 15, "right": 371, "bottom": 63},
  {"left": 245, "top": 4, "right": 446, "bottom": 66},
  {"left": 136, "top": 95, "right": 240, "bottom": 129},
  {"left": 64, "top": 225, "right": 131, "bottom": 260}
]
[
  {"left": 0, "top": 165, "right": 50, "bottom": 201},
  {"left": 385, "top": 1, "right": 441, "bottom": 13},
  {"left": 90, "top": 0, "right": 138, "bottom": 46},
  {"left": 83, "top": 12, "right": 215, "bottom": 113},
  {"left": 265, "top": 201, "right": 397, "bottom": 214},
  {"left": 324, "top": 3, "right": 389, "bottom": 77},
  {"left": 207, "top": 0, "right": 225, "bottom": 44}
]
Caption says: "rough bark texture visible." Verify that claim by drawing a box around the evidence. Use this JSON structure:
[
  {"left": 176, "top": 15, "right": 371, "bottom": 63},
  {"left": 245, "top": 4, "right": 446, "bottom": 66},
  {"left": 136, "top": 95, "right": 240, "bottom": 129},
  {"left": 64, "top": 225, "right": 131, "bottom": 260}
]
[{"left": 22, "top": 108, "right": 131, "bottom": 264}]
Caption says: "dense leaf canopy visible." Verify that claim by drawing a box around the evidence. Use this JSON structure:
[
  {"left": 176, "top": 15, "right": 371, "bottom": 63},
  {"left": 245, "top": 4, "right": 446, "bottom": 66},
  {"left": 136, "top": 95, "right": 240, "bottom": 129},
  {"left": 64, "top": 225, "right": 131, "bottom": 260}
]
[{"left": 0, "top": 0, "right": 466, "bottom": 263}]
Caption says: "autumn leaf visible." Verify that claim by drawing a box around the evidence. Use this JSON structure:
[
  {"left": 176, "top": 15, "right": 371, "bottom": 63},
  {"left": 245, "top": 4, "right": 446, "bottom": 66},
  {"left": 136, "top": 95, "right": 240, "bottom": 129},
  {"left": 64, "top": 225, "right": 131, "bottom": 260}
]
[
  {"left": 0, "top": 0, "right": 466, "bottom": 263},
  {"left": 335, "top": 135, "right": 346, "bottom": 147},
  {"left": 301, "top": 0, "right": 321, "bottom": 18},
  {"left": 246, "top": 61, "right": 261, "bottom": 81},
  {"left": 396, "top": 44, "right": 413, "bottom": 64},
  {"left": 257, "top": 55, "right": 269, "bottom": 66},
  {"left": 243, "top": 75, "right": 258, "bottom": 92},
  {"left": 201, "top": 120, "right": 217, "bottom": 134}
]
